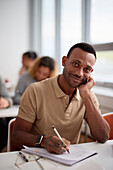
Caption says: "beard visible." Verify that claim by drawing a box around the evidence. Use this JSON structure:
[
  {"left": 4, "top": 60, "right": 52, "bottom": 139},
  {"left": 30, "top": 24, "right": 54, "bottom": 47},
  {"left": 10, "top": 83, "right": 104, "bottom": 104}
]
[{"left": 63, "top": 68, "right": 83, "bottom": 88}]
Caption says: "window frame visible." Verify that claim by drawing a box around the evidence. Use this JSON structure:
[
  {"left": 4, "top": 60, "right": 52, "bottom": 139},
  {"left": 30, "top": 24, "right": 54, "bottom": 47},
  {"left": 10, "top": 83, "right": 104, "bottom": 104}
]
[{"left": 30, "top": 0, "right": 113, "bottom": 86}]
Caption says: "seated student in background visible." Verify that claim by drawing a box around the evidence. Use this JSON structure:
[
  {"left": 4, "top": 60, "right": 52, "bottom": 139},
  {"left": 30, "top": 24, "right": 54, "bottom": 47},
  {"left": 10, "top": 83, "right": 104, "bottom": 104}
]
[
  {"left": 13, "top": 56, "right": 57, "bottom": 105},
  {"left": 19, "top": 51, "right": 38, "bottom": 77},
  {"left": 0, "top": 75, "right": 13, "bottom": 108},
  {"left": 0, "top": 74, "right": 13, "bottom": 152},
  {"left": 12, "top": 42, "right": 110, "bottom": 154}
]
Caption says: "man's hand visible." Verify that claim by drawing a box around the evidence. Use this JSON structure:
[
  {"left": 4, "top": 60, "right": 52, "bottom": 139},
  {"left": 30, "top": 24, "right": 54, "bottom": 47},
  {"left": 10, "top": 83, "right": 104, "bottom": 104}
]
[
  {"left": 78, "top": 76, "right": 95, "bottom": 98},
  {"left": 0, "top": 97, "right": 10, "bottom": 108},
  {"left": 41, "top": 136, "right": 70, "bottom": 154}
]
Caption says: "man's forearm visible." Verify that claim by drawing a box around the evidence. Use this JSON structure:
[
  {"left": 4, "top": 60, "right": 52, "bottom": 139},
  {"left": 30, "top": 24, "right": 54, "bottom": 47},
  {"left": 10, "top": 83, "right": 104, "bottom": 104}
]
[
  {"left": 12, "top": 131, "right": 37, "bottom": 148},
  {"left": 82, "top": 94, "right": 110, "bottom": 143},
  {"left": 12, "top": 132, "right": 70, "bottom": 154}
]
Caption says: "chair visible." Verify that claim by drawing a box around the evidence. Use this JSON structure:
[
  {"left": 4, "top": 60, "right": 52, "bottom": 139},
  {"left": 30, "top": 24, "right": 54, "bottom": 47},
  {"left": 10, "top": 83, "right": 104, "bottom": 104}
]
[
  {"left": 7, "top": 118, "right": 16, "bottom": 152},
  {"left": 102, "top": 112, "right": 113, "bottom": 140}
]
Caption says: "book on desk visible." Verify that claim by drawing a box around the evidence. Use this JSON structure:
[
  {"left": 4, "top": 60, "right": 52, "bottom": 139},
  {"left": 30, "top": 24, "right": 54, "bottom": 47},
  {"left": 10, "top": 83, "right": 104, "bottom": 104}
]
[{"left": 22, "top": 145, "right": 97, "bottom": 166}]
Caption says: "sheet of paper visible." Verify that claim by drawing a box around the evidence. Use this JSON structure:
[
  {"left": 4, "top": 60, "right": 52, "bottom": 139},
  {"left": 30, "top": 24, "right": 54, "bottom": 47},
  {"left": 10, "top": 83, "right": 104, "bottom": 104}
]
[{"left": 22, "top": 145, "right": 97, "bottom": 166}]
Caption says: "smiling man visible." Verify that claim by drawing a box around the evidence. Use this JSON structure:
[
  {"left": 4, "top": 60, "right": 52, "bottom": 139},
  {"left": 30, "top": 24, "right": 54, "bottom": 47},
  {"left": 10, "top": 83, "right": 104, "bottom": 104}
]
[{"left": 12, "top": 42, "right": 110, "bottom": 154}]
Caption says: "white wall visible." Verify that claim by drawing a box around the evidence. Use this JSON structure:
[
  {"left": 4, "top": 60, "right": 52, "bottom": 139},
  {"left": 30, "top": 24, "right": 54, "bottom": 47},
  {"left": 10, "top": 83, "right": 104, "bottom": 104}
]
[{"left": 0, "top": 0, "right": 30, "bottom": 87}]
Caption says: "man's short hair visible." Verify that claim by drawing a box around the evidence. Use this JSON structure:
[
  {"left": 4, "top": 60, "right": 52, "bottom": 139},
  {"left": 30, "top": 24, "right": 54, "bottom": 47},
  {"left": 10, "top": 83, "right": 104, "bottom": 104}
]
[{"left": 67, "top": 42, "right": 96, "bottom": 59}]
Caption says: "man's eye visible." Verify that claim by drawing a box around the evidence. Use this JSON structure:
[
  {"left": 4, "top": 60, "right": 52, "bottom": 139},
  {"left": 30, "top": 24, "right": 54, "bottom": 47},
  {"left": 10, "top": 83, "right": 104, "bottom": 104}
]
[
  {"left": 84, "top": 68, "right": 91, "bottom": 73},
  {"left": 73, "top": 63, "right": 79, "bottom": 67}
]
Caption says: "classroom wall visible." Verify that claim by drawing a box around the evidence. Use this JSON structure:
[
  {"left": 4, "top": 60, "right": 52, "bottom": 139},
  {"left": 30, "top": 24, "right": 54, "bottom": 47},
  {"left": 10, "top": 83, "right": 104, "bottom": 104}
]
[{"left": 0, "top": 0, "right": 30, "bottom": 87}]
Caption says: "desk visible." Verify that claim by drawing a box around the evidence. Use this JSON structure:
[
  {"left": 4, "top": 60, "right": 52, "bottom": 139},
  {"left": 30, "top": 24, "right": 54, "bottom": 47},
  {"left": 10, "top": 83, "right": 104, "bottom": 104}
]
[
  {"left": 0, "top": 140, "right": 113, "bottom": 170},
  {"left": 0, "top": 105, "right": 19, "bottom": 118}
]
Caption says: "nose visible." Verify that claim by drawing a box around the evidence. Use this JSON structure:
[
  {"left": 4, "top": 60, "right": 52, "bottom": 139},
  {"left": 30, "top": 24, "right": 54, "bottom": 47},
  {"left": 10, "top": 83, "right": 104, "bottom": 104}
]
[{"left": 77, "top": 68, "right": 83, "bottom": 77}]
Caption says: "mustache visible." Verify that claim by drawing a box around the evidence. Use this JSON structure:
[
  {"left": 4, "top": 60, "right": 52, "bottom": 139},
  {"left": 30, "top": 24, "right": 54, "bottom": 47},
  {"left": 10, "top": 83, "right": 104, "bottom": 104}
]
[{"left": 70, "top": 73, "right": 83, "bottom": 81}]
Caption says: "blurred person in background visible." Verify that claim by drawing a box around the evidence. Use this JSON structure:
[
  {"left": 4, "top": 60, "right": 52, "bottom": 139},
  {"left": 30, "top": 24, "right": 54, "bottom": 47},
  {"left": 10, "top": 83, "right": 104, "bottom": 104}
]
[
  {"left": 13, "top": 56, "right": 57, "bottom": 105},
  {"left": 0, "top": 75, "right": 13, "bottom": 108},
  {"left": 19, "top": 51, "right": 38, "bottom": 77},
  {"left": 0, "top": 74, "right": 13, "bottom": 152}
]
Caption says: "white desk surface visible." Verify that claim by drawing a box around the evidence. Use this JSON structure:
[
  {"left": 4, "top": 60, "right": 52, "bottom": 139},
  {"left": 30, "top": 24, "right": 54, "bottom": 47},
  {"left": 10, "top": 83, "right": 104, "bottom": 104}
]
[
  {"left": 0, "top": 105, "right": 19, "bottom": 118},
  {"left": 0, "top": 140, "right": 113, "bottom": 170}
]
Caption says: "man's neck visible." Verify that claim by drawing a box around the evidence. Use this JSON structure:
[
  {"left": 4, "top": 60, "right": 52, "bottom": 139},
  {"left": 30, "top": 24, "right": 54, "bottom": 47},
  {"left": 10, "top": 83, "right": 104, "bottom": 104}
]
[{"left": 58, "top": 74, "right": 76, "bottom": 101}]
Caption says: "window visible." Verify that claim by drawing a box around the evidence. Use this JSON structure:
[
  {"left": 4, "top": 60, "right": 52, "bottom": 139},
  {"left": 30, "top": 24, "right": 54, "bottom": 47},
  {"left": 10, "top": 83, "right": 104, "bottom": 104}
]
[
  {"left": 41, "top": 0, "right": 55, "bottom": 58},
  {"left": 32, "top": 0, "right": 113, "bottom": 85},
  {"left": 90, "top": 0, "right": 113, "bottom": 84},
  {"left": 60, "top": 0, "right": 82, "bottom": 57},
  {"left": 41, "top": 0, "right": 82, "bottom": 72},
  {"left": 92, "top": 50, "right": 113, "bottom": 85},
  {"left": 90, "top": 0, "right": 113, "bottom": 43}
]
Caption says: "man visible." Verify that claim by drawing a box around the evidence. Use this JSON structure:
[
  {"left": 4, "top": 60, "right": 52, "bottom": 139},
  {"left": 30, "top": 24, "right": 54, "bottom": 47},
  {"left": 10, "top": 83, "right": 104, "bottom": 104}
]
[{"left": 12, "top": 42, "right": 110, "bottom": 154}]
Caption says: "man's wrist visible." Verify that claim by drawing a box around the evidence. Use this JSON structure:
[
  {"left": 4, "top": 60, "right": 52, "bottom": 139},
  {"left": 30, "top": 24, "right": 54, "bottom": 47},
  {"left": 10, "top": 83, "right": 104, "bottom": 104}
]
[
  {"left": 40, "top": 136, "right": 48, "bottom": 148},
  {"left": 35, "top": 135, "right": 45, "bottom": 148},
  {"left": 79, "top": 90, "right": 91, "bottom": 100}
]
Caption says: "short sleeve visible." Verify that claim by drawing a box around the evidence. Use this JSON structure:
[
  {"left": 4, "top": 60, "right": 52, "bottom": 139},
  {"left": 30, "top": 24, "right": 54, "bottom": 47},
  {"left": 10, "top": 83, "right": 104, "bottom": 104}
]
[{"left": 17, "top": 84, "right": 38, "bottom": 123}]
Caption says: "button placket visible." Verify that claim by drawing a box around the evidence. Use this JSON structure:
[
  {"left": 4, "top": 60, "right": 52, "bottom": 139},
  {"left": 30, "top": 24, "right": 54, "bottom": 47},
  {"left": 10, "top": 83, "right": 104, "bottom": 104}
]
[
  {"left": 65, "top": 101, "right": 73, "bottom": 119},
  {"left": 64, "top": 96, "right": 69, "bottom": 108}
]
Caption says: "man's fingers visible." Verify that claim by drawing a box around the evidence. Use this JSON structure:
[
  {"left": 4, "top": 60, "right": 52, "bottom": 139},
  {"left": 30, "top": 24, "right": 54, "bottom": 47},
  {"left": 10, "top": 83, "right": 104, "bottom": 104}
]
[
  {"left": 47, "top": 145, "right": 66, "bottom": 154},
  {"left": 62, "top": 138, "right": 70, "bottom": 150},
  {"left": 43, "top": 136, "right": 69, "bottom": 154}
]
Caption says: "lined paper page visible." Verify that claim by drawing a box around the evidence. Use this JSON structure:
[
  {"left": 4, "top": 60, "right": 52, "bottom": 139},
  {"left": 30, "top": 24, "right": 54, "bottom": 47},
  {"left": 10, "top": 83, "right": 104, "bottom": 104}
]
[{"left": 22, "top": 145, "right": 97, "bottom": 166}]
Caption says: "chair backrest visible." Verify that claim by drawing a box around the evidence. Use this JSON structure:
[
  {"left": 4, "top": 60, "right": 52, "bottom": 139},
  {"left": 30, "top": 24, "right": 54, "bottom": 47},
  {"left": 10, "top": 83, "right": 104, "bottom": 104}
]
[
  {"left": 102, "top": 112, "right": 113, "bottom": 140},
  {"left": 7, "top": 118, "right": 16, "bottom": 152}
]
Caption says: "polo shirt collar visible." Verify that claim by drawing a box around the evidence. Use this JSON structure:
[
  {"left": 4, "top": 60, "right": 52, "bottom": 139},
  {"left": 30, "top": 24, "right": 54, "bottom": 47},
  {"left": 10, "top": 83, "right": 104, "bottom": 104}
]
[
  {"left": 73, "top": 88, "right": 80, "bottom": 100},
  {"left": 52, "top": 75, "right": 80, "bottom": 100}
]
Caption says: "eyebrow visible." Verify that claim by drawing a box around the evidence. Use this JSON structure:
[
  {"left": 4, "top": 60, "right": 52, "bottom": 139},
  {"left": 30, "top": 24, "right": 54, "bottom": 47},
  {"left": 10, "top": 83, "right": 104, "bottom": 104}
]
[{"left": 74, "top": 59, "right": 81, "bottom": 63}]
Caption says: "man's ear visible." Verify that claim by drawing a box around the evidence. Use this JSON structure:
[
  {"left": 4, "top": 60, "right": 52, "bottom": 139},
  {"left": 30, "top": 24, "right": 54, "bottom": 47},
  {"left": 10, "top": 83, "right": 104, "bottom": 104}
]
[{"left": 62, "top": 56, "right": 68, "bottom": 66}]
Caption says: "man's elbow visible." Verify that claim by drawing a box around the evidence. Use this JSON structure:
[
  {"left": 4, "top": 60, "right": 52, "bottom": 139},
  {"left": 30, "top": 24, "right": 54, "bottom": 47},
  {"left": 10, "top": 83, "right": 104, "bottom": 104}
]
[
  {"left": 97, "top": 136, "right": 109, "bottom": 143},
  {"left": 97, "top": 128, "right": 110, "bottom": 143}
]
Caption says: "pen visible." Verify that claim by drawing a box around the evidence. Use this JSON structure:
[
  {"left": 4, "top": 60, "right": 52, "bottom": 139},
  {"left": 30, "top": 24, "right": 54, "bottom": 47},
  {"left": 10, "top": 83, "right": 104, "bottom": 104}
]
[
  {"left": 52, "top": 125, "right": 70, "bottom": 153},
  {"left": 19, "top": 151, "right": 29, "bottom": 162}
]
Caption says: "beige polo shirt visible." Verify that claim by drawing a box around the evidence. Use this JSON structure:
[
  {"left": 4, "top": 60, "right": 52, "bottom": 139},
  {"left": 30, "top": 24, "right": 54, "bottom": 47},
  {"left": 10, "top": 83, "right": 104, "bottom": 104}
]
[{"left": 17, "top": 75, "right": 100, "bottom": 144}]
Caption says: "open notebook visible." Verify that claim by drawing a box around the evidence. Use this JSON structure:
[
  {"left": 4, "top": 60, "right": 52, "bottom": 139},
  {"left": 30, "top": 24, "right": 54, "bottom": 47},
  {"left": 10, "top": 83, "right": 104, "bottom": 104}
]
[{"left": 22, "top": 145, "right": 97, "bottom": 166}]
